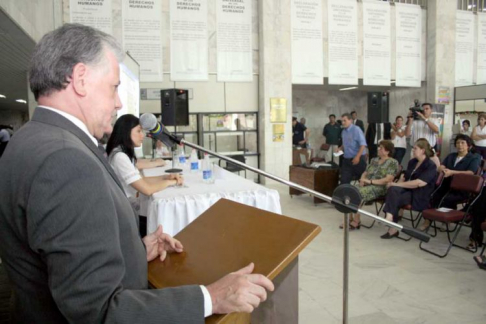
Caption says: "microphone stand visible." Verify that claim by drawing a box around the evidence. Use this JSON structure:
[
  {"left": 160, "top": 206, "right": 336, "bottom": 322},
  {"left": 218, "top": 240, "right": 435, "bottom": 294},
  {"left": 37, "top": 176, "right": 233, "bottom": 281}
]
[{"left": 162, "top": 134, "right": 430, "bottom": 324}]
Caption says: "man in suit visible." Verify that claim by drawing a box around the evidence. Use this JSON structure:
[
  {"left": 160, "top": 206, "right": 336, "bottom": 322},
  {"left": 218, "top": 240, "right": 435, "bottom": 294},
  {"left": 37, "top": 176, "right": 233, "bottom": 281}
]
[
  {"left": 351, "top": 111, "right": 365, "bottom": 133},
  {"left": 365, "top": 122, "right": 392, "bottom": 162},
  {"left": 0, "top": 24, "right": 273, "bottom": 323}
]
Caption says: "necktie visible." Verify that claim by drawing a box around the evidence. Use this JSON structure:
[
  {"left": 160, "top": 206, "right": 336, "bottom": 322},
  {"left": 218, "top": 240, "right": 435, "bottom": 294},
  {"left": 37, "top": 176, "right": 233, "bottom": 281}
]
[{"left": 98, "top": 143, "right": 107, "bottom": 158}]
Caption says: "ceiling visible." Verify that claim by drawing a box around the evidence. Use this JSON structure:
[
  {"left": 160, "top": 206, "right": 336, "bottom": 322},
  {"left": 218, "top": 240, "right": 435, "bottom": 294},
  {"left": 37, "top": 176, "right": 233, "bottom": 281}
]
[{"left": 0, "top": 8, "right": 35, "bottom": 112}]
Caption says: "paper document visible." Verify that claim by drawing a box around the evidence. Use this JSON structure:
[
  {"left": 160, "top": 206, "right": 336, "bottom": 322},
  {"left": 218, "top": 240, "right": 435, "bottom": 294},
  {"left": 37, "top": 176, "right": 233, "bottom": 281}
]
[
  {"left": 437, "top": 207, "right": 453, "bottom": 212},
  {"left": 333, "top": 150, "right": 344, "bottom": 157}
]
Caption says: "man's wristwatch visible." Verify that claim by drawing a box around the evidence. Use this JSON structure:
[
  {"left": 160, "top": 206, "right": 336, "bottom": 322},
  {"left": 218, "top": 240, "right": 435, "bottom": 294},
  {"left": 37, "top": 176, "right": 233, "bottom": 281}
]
[{"left": 424, "top": 118, "right": 429, "bottom": 123}]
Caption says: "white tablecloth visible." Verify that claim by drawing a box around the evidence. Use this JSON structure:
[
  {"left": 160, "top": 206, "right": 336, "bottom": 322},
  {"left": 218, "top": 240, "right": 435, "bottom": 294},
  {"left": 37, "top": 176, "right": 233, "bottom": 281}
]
[{"left": 141, "top": 165, "right": 281, "bottom": 236}]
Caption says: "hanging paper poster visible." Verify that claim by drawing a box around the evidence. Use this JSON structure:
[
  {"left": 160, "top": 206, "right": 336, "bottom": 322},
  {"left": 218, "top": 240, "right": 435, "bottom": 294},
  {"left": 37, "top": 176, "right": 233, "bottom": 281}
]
[
  {"left": 217, "top": 0, "right": 252, "bottom": 82},
  {"left": 455, "top": 10, "right": 474, "bottom": 87},
  {"left": 170, "top": 0, "right": 208, "bottom": 81},
  {"left": 395, "top": 3, "right": 421, "bottom": 87},
  {"left": 363, "top": 0, "right": 390, "bottom": 86},
  {"left": 291, "top": 0, "right": 323, "bottom": 84},
  {"left": 70, "top": 0, "right": 112, "bottom": 35},
  {"left": 122, "top": 0, "right": 163, "bottom": 82},
  {"left": 328, "top": 0, "right": 358, "bottom": 85}
]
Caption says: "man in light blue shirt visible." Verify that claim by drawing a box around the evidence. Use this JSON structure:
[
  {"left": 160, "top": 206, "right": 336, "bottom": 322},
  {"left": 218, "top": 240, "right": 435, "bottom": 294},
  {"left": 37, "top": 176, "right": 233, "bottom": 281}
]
[{"left": 336, "top": 113, "right": 367, "bottom": 184}]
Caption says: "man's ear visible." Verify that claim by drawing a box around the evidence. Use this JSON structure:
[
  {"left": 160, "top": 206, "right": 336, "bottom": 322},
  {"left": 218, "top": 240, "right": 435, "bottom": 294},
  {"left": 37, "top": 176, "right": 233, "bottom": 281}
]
[{"left": 70, "top": 62, "right": 88, "bottom": 96}]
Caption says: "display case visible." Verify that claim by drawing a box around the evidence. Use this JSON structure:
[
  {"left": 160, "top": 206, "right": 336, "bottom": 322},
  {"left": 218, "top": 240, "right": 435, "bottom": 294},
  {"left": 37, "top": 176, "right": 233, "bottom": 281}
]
[{"left": 141, "top": 112, "right": 260, "bottom": 182}]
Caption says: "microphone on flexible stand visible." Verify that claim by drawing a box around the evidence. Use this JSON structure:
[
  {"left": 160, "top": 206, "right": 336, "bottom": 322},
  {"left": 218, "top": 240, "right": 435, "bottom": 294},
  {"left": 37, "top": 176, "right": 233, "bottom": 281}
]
[{"left": 140, "top": 113, "right": 182, "bottom": 173}]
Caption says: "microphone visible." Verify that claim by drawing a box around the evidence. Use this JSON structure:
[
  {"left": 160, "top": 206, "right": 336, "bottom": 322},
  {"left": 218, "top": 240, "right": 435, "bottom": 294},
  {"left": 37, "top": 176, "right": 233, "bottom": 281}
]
[{"left": 139, "top": 113, "right": 181, "bottom": 147}]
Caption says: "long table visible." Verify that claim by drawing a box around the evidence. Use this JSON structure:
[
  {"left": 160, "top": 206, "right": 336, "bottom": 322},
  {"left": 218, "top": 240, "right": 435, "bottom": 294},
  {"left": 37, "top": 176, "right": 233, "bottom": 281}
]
[{"left": 141, "top": 165, "right": 282, "bottom": 236}]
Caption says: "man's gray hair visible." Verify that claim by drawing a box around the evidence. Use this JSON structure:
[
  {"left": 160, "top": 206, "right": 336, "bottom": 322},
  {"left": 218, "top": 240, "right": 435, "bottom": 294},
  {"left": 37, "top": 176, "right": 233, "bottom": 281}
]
[
  {"left": 29, "top": 23, "right": 124, "bottom": 100},
  {"left": 341, "top": 113, "right": 352, "bottom": 120}
]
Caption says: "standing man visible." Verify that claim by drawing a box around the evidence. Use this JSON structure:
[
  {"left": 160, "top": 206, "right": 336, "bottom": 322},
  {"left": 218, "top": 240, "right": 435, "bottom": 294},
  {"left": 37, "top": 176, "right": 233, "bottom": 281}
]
[
  {"left": 336, "top": 113, "right": 367, "bottom": 184},
  {"left": 0, "top": 24, "right": 273, "bottom": 323},
  {"left": 292, "top": 116, "right": 310, "bottom": 147},
  {"left": 365, "top": 122, "right": 391, "bottom": 162},
  {"left": 405, "top": 103, "right": 439, "bottom": 154},
  {"left": 351, "top": 111, "right": 365, "bottom": 133},
  {"left": 391, "top": 116, "right": 407, "bottom": 164},
  {"left": 322, "top": 114, "right": 341, "bottom": 163}
]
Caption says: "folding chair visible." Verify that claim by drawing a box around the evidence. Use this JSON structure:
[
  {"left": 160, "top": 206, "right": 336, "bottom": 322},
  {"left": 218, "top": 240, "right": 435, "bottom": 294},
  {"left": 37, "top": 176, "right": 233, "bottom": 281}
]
[{"left": 419, "top": 174, "right": 484, "bottom": 258}]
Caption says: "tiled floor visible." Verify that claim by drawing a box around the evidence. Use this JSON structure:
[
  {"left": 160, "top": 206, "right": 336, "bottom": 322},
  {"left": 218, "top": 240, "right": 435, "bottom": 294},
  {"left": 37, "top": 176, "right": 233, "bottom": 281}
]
[{"left": 266, "top": 182, "right": 486, "bottom": 324}]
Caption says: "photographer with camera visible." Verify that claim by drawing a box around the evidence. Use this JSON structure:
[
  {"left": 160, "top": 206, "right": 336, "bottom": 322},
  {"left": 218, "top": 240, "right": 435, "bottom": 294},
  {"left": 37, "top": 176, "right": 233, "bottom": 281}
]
[{"left": 405, "top": 102, "right": 439, "bottom": 155}]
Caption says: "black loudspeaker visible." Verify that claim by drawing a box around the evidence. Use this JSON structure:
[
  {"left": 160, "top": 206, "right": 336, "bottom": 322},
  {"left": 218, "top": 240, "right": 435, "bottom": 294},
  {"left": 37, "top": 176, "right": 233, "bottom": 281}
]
[
  {"left": 367, "top": 92, "right": 389, "bottom": 124},
  {"left": 161, "top": 89, "right": 189, "bottom": 126}
]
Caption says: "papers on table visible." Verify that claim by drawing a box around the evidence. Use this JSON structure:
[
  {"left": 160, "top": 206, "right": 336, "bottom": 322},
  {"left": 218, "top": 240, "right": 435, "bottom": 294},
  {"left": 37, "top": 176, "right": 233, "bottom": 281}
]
[{"left": 437, "top": 207, "right": 453, "bottom": 212}]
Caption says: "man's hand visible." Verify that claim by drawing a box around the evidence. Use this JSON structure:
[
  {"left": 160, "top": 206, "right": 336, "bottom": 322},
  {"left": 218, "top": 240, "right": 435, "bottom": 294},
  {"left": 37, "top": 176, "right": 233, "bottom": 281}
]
[
  {"left": 143, "top": 225, "right": 183, "bottom": 262},
  {"left": 207, "top": 263, "right": 275, "bottom": 314},
  {"left": 359, "top": 178, "right": 366, "bottom": 187},
  {"left": 352, "top": 156, "right": 360, "bottom": 165}
]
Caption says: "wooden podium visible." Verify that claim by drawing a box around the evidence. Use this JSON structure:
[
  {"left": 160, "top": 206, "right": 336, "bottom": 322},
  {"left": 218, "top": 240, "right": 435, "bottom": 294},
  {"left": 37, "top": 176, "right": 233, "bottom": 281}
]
[{"left": 148, "top": 199, "right": 321, "bottom": 324}]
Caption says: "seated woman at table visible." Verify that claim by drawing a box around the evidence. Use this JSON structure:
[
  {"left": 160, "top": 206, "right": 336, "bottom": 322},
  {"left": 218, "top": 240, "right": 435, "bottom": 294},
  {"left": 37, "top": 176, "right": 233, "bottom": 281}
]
[
  {"left": 420, "top": 134, "right": 481, "bottom": 231},
  {"left": 381, "top": 138, "right": 438, "bottom": 239},
  {"left": 106, "top": 115, "right": 183, "bottom": 212},
  {"left": 340, "top": 140, "right": 399, "bottom": 230}
]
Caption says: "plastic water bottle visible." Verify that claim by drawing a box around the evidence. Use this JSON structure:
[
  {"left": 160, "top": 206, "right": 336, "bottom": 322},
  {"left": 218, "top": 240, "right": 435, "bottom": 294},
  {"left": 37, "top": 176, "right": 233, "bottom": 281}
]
[
  {"left": 190, "top": 149, "right": 199, "bottom": 173},
  {"left": 178, "top": 145, "right": 186, "bottom": 169},
  {"left": 202, "top": 153, "right": 214, "bottom": 183}
]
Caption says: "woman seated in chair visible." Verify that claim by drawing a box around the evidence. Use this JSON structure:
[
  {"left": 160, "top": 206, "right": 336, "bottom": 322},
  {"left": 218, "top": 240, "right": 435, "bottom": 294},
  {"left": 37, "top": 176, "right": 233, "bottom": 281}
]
[
  {"left": 340, "top": 140, "right": 399, "bottom": 230},
  {"left": 381, "top": 138, "right": 438, "bottom": 239},
  {"left": 106, "top": 114, "right": 183, "bottom": 213},
  {"left": 420, "top": 134, "right": 481, "bottom": 231}
]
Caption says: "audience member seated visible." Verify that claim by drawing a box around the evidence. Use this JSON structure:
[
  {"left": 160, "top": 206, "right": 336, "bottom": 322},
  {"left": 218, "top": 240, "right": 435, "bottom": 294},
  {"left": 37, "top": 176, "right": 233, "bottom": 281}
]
[
  {"left": 421, "top": 134, "right": 481, "bottom": 231},
  {"left": 381, "top": 138, "right": 437, "bottom": 239},
  {"left": 467, "top": 185, "right": 486, "bottom": 252},
  {"left": 106, "top": 114, "right": 183, "bottom": 213},
  {"left": 339, "top": 140, "right": 398, "bottom": 230}
]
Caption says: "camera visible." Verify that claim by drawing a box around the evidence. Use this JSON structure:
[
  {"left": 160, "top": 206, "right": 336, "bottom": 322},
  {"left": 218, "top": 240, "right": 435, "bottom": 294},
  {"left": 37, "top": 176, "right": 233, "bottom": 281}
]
[{"left": 409, "top": 99, "right": 423, "bottom": 120}]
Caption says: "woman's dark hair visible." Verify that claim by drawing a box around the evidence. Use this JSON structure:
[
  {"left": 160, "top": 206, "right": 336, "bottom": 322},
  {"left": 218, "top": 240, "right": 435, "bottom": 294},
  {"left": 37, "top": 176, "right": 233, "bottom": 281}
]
[
  {"left": 379, "top": 140, "right": 395, "bottom": 158},
  {"left": 106, "top": 114, "right": 140, "bottom": 162},
  {"left": 462, "top": 119, "right": 470, "bottom": 127},
  {"left": 415, "top": 138, "right": 434, "bottom": 158},
  {"left": 454, "top": 133, "right": 473, "bottom": 149}
]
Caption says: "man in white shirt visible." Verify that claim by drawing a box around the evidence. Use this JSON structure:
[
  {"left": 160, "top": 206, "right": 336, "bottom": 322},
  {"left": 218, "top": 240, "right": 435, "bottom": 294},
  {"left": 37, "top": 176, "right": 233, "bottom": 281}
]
[
  {"left": 0, "top": 24, "right": 273, "bottom": 323},
  {"left": 405, "top": 103, "right": 440, "bottom": 155}
]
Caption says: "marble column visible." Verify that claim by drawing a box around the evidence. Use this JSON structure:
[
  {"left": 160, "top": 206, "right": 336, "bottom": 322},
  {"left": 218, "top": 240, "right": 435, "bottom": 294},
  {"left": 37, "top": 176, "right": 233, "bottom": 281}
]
[
  {"left": 426, "top": 0, "right": 456, "bottom": 157},
  {"left": 258, "top": 0, "right": 293, "bottom": 182}
]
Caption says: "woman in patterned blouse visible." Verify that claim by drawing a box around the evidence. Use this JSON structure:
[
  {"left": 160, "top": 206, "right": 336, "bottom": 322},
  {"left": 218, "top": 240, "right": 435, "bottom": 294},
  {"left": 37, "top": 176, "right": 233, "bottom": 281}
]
[{"left": 340, "top": 140, "right": 399, "bottom": 230}]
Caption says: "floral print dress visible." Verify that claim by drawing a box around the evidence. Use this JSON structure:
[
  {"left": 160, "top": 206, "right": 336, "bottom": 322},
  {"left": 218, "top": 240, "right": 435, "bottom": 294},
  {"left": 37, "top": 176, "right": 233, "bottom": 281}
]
[{"left": 356, "top": 157, "right": 399, "bottom": 203}]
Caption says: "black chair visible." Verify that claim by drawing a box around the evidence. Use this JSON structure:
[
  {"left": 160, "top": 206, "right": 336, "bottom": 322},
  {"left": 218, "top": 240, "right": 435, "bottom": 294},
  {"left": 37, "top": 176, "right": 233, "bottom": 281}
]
[{"left": 218, "top": 155, "right": 247, "bottom": 177}]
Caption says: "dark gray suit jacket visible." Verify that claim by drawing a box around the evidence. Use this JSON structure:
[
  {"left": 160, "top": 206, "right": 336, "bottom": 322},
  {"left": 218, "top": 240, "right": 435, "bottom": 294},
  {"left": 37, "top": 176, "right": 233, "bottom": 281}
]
[{"left": 0, "top": 108, "right": 204, "bottom": 323}]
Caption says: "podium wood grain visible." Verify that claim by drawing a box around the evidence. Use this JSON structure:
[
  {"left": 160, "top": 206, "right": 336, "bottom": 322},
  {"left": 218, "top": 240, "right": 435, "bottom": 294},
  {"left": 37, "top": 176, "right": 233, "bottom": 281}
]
[{"left": 148, "top": 198, "right": 321, "bottom": 324}]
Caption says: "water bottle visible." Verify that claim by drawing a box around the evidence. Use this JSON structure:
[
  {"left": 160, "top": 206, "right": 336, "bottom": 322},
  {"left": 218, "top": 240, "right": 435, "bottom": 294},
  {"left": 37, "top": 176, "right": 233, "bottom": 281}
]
[
  {"left": 178, "top": 145, "right": 186, "bottom": 169},
  {"left": 202, "top": 153, "right": 214, "bottom": 184},
  {"left": 190, "top": 149, "right": 199, "bottom": 173}
]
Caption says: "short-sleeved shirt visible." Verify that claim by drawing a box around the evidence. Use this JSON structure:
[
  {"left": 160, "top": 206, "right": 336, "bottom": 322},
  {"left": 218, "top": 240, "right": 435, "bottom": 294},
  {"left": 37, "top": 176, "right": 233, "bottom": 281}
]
[
  {"left": 392, "top": 125, "right": 407, "bottom": 149},
  {"left": 405, "top": 157, "right": 437, "bottom": 211},
  {"left": 323, "top": 123, "right": 341, "bottom": 145},
  {"left": 410, "top": 118, "right": 439, "bottom": 147},
  {"left": 342, "top": 124, "right": 367, "bottom": 158},
  {"left": 108, "top": 148, "right": 142, "bottom": 200},
  {"left": 293, "top": 122, "right": 307, "bottom": 145}
]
